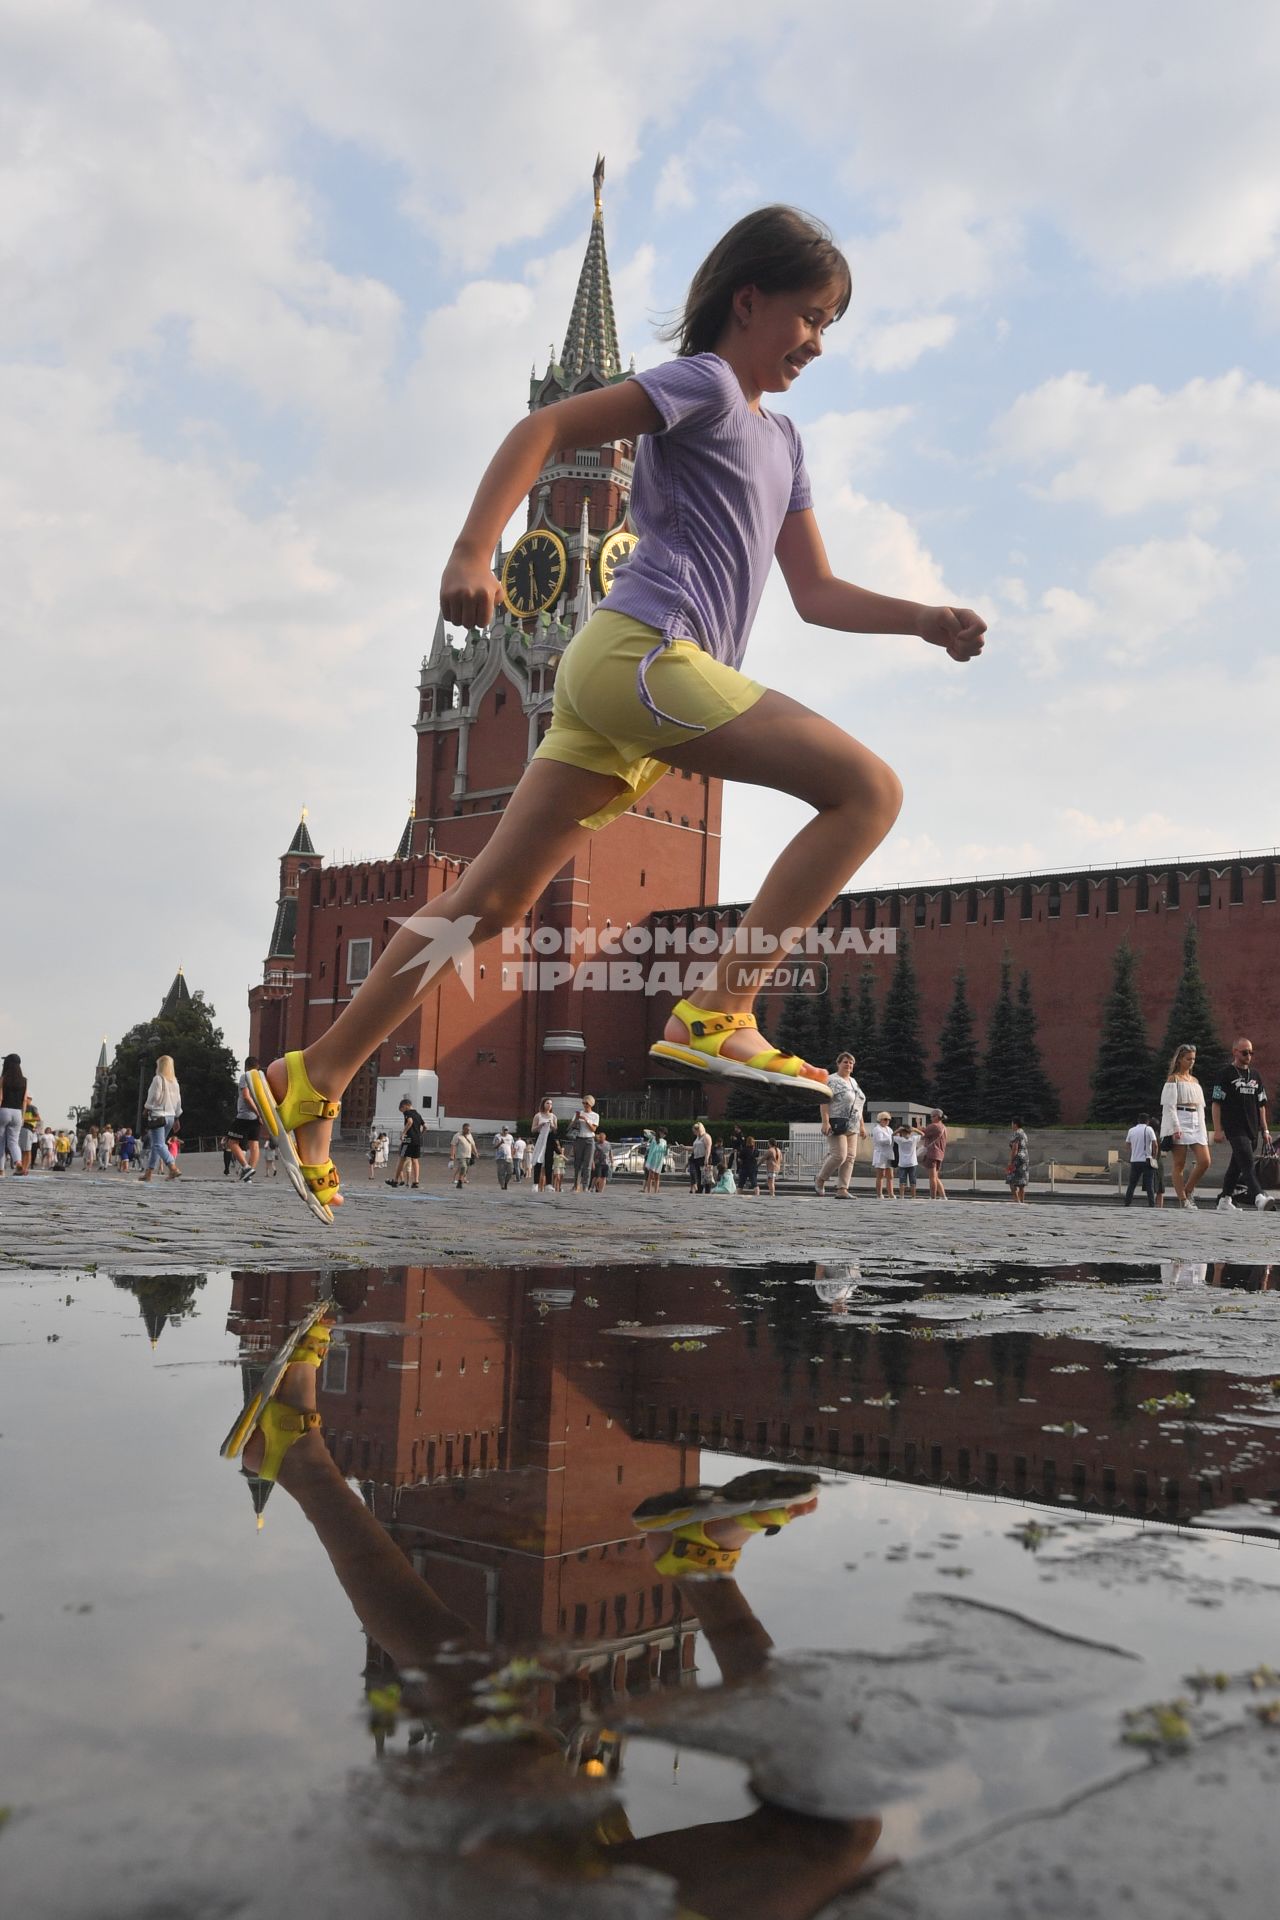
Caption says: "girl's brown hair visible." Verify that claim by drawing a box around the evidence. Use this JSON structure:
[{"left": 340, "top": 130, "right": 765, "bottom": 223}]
[
  {"left": 1168, "top": 1043, "right": 1197, "bottom": 1077},
  {"left": 664, "top": 205, "right": 852, "bottom": 358}
]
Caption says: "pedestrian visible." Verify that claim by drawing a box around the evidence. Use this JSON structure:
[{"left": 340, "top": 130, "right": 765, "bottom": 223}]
[
  {"left": 815, "top": 1050, "right": 866, "bottom": 1196},
  {"left": 54, "top": 1128, "right": 73, "bottom": 1171},
  {"left": 736, "top": 1134, "right": 760, "bottom": 1194},
  {"left": 225, "top": 1055, "right": 264, "bottom": 1183},
  {"left": 894, "top": 1117, "right": 921, "bottom": 1198},
  {"left": 550, "top": 1138, "right": 567, "bottom": 1193},
  {"left": 41, "top": 1124, "right": 56, "bottom": 1169},
  {"left": 642, "top": 1129, "right": 667, "bottom": 1194},
  {"left": 568, "top": 1095, "right": 599, "bottom": 1192},
  {"left": 1006, "top": 1118, "right": 1029, "bottom": 1204},
  {"left": 367, "top": 1130, "right": 381, "bottom": 1180},
  {"left": 450, "top": 1122, "right": 476, "bottom": 1188},
  {"left": 116, "top": 1126, "right": 137, "bottom": 1172},
  {"left": 760, "top": 1138, "right": 782, "bottom": 1196},
  {"left": 512, "top": 1134, "right": 528, "bottom": 1183},
  {"left": 1123, "top": 1112, "right": 1158, "bottom": 1208},
  {"left": 868, "top": 1111, "right": 895, "bottom": 1198},
  {"left": 687, "top": 1120, "right": 711, "bottom": 1193},
  {"left": 141, "top": 1055, "right": 182, "bottom": 1182},
  {"left": 1149, "top": 1120, "right": 1166, "bottom": 1208},
  {"left": 98, "top": 1123, "right": 115, "bottom": 1171},
  {"left": 1212, "top": 1038, "right": 1274, "bottom": 1213},
  {"left": 240, "top": 205, "right": 985, "bottom": 1226},
  {"left": 264, "top": 1136, "right": 280, "bottom": 1177},
  {"left": 388, "top": 1097, "right": 424, "bottom": 1189},
  {"left": 529, "top": 1097, "right": 557, "bottom": 1193},
  {"left": 3, "top": 1059, "right": 30, "bottom": 1159},
  {"left": 920, "top": 1109, "right": 948, "bottom": 1200},
  {"left": 1160, "top": 1043, "right": 1210, "bottom": 1208},
  {"left": 80, "top": 1123, "right": 98, "bottom": 1174},
  {"left": 494, "top": 1126, "right": 514, "bottom": 1189},
  {"left": 591, "top": 1130, "right": 613, "bottom": 1192}
]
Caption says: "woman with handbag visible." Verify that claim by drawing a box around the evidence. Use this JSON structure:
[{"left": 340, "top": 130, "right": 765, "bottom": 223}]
[
  {"left": 0, "top": 1053, "right": 27, "bottom": 1175},
  {"left": 141, "top": 1054, "right": 182, "bottom": 1182},
  {"left": 814, "top": 1051, "right": 866, "bottom": 1197},
  {"left": 1160, "top": 1044, "right": 1210, "bottom": 1207}
]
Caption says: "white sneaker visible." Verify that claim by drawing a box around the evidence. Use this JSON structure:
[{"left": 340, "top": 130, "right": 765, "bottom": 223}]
[
  {"left": 1254, "top": 1193, "right": 1273, "bottom": 1211},
  {"left": 1217, "top": 1196, "right": 1235, "bottom": 1211}
]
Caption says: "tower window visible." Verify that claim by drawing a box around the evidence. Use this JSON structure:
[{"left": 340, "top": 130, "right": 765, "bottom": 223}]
[{"left": 347, "top": 938, "right": 372, "bottom": 985}]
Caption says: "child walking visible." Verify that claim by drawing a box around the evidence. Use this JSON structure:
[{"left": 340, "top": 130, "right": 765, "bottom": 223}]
[{"left": 248, "top": 205, "right": 985, "bottom": 1223}]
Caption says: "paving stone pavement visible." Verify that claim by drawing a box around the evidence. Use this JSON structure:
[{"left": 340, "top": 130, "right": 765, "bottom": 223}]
[{"left": 4, "top": 1151, "right": 1279, "bottom": 1273}]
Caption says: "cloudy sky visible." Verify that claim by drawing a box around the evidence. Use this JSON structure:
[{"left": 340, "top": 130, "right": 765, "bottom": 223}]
[{"left": 6, "top": 0, "right": 1280, "bottom": 1122}]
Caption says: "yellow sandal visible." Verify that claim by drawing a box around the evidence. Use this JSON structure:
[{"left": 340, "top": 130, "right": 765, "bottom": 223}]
[
  {"left": 220, "top": 1309, "right": 332, "bottom": 1460},
  {"left": 649, "top": 997, "right": 829, "bottom": 1095},
  {"left": 240, "top": 1400, "right": 325, "bottom": 1527},
  {"left": 248, "top": 1053, "right": 342, "bottom": 1224}
]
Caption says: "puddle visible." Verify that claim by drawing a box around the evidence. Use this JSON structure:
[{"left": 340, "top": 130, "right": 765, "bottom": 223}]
[{"left": 1, "top": 1259, "right": 1278, "bottom": 1918}]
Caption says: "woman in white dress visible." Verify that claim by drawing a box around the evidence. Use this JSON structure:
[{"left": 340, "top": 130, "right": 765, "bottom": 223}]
[
  {"left": 1160, "top": 1043, "right": 1210, "bottom": 1207},
  {"left": 529, "top": 1098, "right": 557, "bottom": 1194}
]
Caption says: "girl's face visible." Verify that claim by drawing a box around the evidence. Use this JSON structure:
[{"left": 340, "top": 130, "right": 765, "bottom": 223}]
[{"left": 733, "top": 282, "right": 842, "bottom": 393}]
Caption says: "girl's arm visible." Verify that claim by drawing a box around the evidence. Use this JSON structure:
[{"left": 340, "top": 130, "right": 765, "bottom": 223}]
[
  {"left": 775, "top": 510, "right": 986, "bottom": 661},
  {"left": 441, "top": 381, "right": 662, "bottom": 627}
]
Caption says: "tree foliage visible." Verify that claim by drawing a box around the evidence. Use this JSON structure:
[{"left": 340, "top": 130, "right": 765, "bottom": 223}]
[
  {"left": 1158, "top": 920, "right": 1225, "bottom": 1082},
  {"left": 1087, "top": 942, "right": 1155, "bottom": 1123},
  {"left": 932, "top": 969, "right": 980, "bottom": 1120},
  {"left": 980, "top": 952, "right": 1021, "bottom": 1121},
  {"left": 1014, "top": 971, "right": 1062, "bottom": 1124},
  {"left": 93, "top": 981, "right": 238, "bottom": 1138},
  {"left": 878, "top": 941, "right": 928, "bottom": 1097}
]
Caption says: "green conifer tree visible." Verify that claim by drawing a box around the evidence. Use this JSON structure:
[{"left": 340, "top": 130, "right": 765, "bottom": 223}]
[
  {"left": 832, "top": 972, "right": 857, "bottom": 1056},
  {"left": 932, "top": 969, "right": 980, "bottom": 1120},
  {"left": 878, "top": 941, "right": 928, "bottom": 1097},
  {"left": 980, "top": 952, "right": 1021, "bottom": 1121},
  {"left": 1087, "top": 942, "right": 1155, "bottom": 1122},
  {"left": 1158, "top": 920, "right": 1226, "bottom": 1083},
  {"left": 848, "top": 963, "right": 882, "bottom": 1090},
  {"left": 1014, "top": 971, "right": 1062, "bottom": 1124}
]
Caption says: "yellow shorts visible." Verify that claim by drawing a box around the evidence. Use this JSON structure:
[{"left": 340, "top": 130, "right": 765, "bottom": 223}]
[{"left": 533, "top": 610, "right": 766, "bottom": 829}]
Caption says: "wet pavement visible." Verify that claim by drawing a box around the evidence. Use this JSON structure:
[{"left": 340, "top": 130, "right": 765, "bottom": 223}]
[
  {"left": 4, "top": 1152, "right": 1280, "bottom": 1273},
  {"left": 2, "top": 1256, "right": 1278, "bottom": 1917}
]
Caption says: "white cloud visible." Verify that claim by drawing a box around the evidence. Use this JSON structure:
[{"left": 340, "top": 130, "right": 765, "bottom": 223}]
[
  {"left": 992, "top": 371, "right": 1280, "bottom": 515},
  {"left": 855, "top": 315, "right": 957, "bottom": 374}
]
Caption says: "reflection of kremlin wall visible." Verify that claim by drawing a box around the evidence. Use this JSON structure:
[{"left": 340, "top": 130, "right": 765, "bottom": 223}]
[{"left": 229, "top": 1261, "right": 1275, "bottom": 1670}]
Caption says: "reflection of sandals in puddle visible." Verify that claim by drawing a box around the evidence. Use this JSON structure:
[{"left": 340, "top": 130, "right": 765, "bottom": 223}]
[
  {"left": 634, "top": 1469, "right": 820, "bottom": 1578},
  {"left": 219, "top": 1304, "right": 333, "bottom": 1525},
  {"left": 248, "top": 1052, "right": 342, "bottom": 1224},
  {"left": 649, "top": 998, "right": 829, "bottom": 1095}
]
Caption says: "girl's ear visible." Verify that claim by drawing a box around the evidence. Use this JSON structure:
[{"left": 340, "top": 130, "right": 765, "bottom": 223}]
[{"left": 731, "top": 283, "right": 756, "bottom": 329}]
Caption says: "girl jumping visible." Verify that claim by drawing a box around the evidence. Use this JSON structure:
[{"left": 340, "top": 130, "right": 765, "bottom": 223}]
[{"left": 250, "top": 204, "right": 985, "bottom": 1222}]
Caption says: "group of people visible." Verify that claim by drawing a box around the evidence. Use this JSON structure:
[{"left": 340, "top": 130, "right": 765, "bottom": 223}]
[
  {"left": 0, "top": 1050, "right": 183, "bottom": 1182},
  {"left": 1123, "top": 1038, "right": 1274, "bottom": 1211}
]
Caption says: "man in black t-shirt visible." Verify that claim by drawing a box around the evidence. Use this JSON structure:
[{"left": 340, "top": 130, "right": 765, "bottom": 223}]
[
  {"left": 1212, "top": 1038, "right": 1273, "bottom": 1211},
  {"left": 390, "top": 1098, "right": 425, "bottom": 1191}
]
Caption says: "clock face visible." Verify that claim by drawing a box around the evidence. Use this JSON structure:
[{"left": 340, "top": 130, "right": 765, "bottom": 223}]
[
  {"left": 501, "top": 530, "right": 567, "bottom": 617},
  {"left": 596, "top": 529, "right": 639, "bottom": 597}
]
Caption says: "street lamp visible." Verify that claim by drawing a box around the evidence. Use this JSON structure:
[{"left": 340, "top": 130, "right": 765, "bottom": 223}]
[{"left": 135, "top": 1032, "right": 160, "bottom": 1135}]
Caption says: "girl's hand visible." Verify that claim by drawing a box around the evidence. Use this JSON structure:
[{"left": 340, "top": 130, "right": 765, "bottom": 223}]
[
  {"left": 441, "top": 545, "right": 502, "bottom": 628},
  {"left": 919, "top": 604, "right": 986, "bottom": 661}
]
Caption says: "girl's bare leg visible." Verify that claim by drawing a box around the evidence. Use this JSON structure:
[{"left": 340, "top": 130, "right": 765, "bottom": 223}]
[
  {"left": 243, "top": 1361, "right": 477, "bottom": 1671},
  {"left": 1184, "top": 1143, "right": 1211, "bottom": 1200},
  {"left": 1171, "top": 1145, "right": 1187, "bottom": 1203},
  {"left": 656, "top": 691, "right": 902, "bottom": 1066},
  {"left": 261, "top": 760, "right": 625, "bottom": 1181}
]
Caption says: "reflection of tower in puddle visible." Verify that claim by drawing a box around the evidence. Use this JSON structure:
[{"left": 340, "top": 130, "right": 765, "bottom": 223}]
[{"left": 227, "top": 1267, "right": 702, "bottom": 1710}]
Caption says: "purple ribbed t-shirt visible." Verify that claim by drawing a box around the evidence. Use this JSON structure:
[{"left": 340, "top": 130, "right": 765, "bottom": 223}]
[{"left": 599, "top": 352, "right": 812, "bottom": 727}]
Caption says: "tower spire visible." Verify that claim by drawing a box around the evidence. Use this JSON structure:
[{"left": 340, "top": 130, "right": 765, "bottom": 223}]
[{"left": 560, "top": 156, "right": 620, "bottom": 381}]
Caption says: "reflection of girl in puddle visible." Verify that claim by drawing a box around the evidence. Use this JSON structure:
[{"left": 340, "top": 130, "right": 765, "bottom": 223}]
[
  {"left": 811, "top": 1259, "right": 862, "bottom": 1314},
  {"left": 235, "top": 1345, "right": 882, "bottom": 1918}
]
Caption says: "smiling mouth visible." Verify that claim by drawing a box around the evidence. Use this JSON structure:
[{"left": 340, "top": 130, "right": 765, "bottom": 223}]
[{"left": 785, "top": 355, "right": 810, "bottom": 375}]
